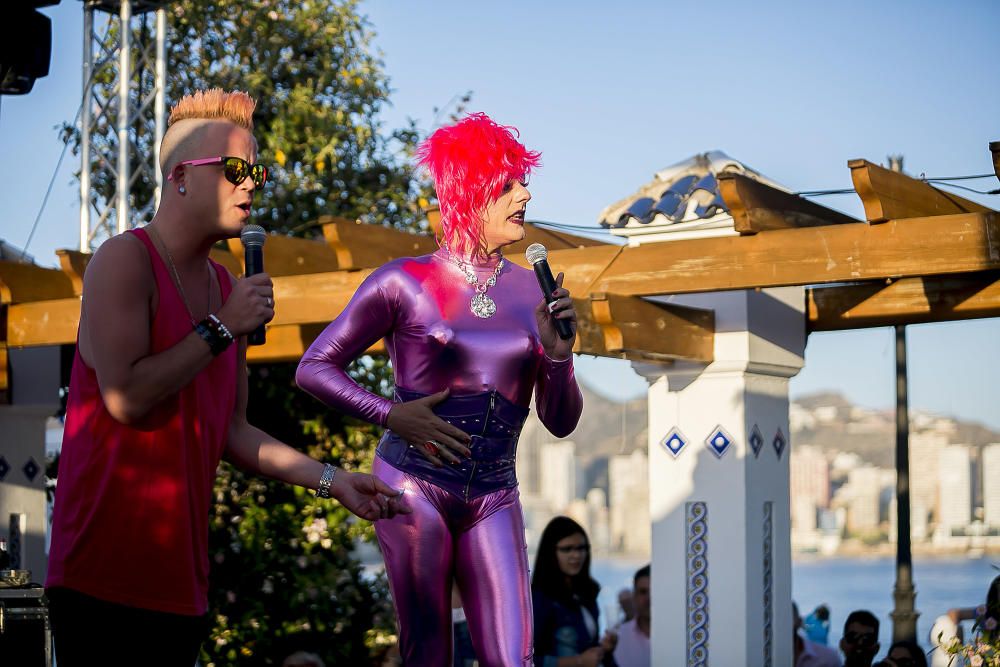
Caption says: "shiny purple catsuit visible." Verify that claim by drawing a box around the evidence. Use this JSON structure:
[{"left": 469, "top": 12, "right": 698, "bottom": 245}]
[{"left": 296, "top": 248, "right": 583, "bottom": 666}]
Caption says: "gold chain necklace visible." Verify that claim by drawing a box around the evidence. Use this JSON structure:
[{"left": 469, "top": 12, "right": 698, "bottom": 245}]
[{"left": 145, "top": 225, "right": 212, "bottom": 327}]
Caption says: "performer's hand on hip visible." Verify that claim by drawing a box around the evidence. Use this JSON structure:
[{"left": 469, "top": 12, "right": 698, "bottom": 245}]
[
  {"left": 535, "top": 272, "right": 577, "bottom": 360},
  {"left": 333, "top": 470, "right": 410, "bottom": 521},
  {"left": 216, "top": 273, "right": 275, "bottom": 336},
  {"left": 386, "top": 388, "right": 473, "bottom": 467}
]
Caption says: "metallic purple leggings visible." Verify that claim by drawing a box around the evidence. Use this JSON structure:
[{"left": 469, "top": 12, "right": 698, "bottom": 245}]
[{"left": 373, "top": 456, "right": 533, "bottom": 666}]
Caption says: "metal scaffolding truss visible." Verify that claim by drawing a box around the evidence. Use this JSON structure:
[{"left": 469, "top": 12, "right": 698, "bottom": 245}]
[{"left": 79, "top": 1, "right": 171, "bottom": 251}]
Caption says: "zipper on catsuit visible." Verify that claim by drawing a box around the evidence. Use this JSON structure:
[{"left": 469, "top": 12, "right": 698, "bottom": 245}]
[{"left": 466, "top": 391, "right": 495, "bottom": 499}]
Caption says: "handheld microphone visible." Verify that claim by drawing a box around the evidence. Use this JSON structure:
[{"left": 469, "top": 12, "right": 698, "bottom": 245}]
[
  {"left": 240, "top": 224, "right": 267, "bottom": 346},
  {"left": 525, "top": 243, "right": 574, "bottom": 340}
]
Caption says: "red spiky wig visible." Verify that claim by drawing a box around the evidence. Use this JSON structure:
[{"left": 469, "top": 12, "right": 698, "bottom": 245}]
[{"left": 417, "top": 113, "right": 541, "bottom": 258}]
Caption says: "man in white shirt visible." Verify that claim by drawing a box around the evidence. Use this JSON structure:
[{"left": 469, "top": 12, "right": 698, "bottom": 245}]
[{"left": 613, "top": 565, "right": 650, "bottom": 667}]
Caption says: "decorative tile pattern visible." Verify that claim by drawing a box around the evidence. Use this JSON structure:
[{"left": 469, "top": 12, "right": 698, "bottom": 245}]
[
  {"left": 687, "top": 502, "right": 709, "bottom": 667},
  {"left": 705, "top": 425, "right": 734, "bottom": 459},
  {"left": 763, "top": 502, "right": 774, "bottom": 667},
  {"left": 0, "top": 456, "right": 9, "bottom": 482},
  {"left": 22, "top": 457, "right": 40, "bottom": 482},
  {"left": 750, "top": 424, "right": 764, "bottom": 458},
  {"left": 772, "top": 428, "right": 787, "bottom": 459},
  {"left": 661, "top": 427, "right": 689, "bottom": 458}
]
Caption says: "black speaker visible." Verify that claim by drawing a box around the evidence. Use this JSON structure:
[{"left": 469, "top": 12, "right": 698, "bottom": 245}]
[{"left": 0, "top": 2, "right": 61, "bottom": 96}]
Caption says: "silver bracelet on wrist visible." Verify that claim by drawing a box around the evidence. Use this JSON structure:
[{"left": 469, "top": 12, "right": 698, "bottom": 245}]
[{"left": 315, "top": 463, "right": 336, "bottom": 499}]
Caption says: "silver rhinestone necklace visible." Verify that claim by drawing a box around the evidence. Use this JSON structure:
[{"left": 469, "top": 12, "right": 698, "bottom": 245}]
[{"left": 445, "top": 249, "right": 505, "bottom": 319}]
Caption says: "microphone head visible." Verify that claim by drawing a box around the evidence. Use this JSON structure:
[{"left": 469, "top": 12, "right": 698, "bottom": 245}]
[
  {"left": 525, "top": 243, "right": 548, "bottom": 265},
  {"left": 240, "top": 224, "right": 266, "bottom": 248}
]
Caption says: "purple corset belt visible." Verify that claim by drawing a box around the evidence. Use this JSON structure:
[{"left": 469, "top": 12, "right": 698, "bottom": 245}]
[{"left": 376, "top": 387, "right": 529, "bottom": 500}]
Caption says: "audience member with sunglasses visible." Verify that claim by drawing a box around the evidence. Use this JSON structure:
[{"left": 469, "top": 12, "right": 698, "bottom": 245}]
[
  {"left": 839, "top": 609, "right": 882, "bottom": 667},
  {"left": 45, "top": 88, "right": 408, "bottom": 665},
  {"left": 532, "top": 516, "right": 618, "bottom": 667}
]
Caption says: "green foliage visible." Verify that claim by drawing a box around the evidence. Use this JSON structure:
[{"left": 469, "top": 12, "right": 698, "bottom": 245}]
[{"left": 203, "top": 363, "right": 397, "bottom": 666}]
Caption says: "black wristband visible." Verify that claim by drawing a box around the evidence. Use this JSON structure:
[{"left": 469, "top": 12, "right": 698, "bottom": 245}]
[{"left": 195, "top": 319, "right": 232, "bottom": 356}]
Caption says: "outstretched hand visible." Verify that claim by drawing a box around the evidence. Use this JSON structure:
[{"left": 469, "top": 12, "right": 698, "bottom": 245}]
[
  {"left": 534, "top": 272, "right": 577, "bottom": 360},
  {"left": 333, "top": 470, "right": 410, "bottom": 521},
  {"left": 385, "top": 388, "right": 473, "bottom": 467}
]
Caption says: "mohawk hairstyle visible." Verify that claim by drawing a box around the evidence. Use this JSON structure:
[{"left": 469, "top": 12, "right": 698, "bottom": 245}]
[
  {"left": 416, "top": 113, "right": 541, "bottom": 258},
  {"left": 167, "top": 88, "right": 256, "bottom": 130}
]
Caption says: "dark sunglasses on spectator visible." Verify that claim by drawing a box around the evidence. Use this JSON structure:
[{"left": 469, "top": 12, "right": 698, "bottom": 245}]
[{"left": 845, "top": 631, "right": 877, "bottom": 646}]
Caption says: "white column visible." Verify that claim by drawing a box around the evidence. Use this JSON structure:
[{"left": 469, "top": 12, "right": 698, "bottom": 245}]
[{"left": 641, "top": 287, "right": 805, "bottom": 667}]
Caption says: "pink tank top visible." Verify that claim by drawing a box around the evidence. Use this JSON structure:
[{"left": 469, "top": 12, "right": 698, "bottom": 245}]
[{"left": 46, "top": 228, "right": 237, "bottom": 615}]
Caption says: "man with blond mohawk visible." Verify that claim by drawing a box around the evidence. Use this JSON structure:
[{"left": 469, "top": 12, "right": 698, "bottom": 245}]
[{"left": 45, "top": 89, "right": 408, "bottom": 665}]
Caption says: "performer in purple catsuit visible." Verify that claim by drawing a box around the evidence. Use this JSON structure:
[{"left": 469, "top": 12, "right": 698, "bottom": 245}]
[{"left": 295, "top": 113, "right": 583, "bottom": 666}]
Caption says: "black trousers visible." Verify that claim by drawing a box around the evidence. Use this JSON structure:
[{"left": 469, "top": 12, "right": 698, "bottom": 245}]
[{"left": 47, "top": 587, "right": 208, "bottom": 667}]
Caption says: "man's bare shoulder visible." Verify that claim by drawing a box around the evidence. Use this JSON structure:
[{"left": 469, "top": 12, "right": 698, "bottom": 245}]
[{"left": 83, "top": 232, "right": 152, "bottom": 288}]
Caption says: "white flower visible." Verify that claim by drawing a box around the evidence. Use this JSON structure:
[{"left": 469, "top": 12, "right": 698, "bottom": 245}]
[{"left": 971, "top": 655, "right": 983, "bottom": 667}]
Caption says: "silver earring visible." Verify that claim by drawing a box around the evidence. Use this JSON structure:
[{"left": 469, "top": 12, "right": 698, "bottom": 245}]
[{"left": 178, "top": 186, "right": 186, "bottom": 194}]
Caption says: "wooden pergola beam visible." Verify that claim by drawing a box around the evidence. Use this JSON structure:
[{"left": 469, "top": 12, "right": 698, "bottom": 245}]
[
  {"left": 224, "top": 233, "right": 342, "bottom": 277},
  {"left": 575, "top": 294, "right": 714, "bottom": 362},
  {"left": 849, "top": 159, "right": 994, "bottom": 223},
  {"left": 322, "top": 217, "right": 437, "bottom": 270},
  {"left": 590, "top": 212, "right": 1000, "bottom": 297},
  {"left": 717, "top": 172, "right": 859, "bottom": 234},
  {"left": 0, "top": 261, "right": 75, "bottom": 305},
  {"left": 7, "top": 298, "right": 81, "bottom": 347},
  {"left": 807, "top": 271, "right": 1000, "bottom": 331}
]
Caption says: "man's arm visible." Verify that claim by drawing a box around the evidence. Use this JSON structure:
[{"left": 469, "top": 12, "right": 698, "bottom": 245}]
[
  {"left": 81, "top": 234, "right": 217, "bottom": 424},
  {"left": 225, "top": 321, "right": 408, "bottom": 521}
]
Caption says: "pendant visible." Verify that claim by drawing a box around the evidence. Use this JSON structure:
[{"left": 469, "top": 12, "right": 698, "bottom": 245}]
[{"left": 470, "top": 293, "right": 497, "bottom": 319}]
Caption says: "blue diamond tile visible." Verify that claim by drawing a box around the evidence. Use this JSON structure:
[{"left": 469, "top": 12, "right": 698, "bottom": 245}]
[
  {"left": 660, "top": 427, "right": 689, "bottom": 458},
  {"left": 772, "top": 429, "right": 787, "bottom": 459},
  {"left": 22, "top": 457, "right": 40, "bottom": 482},
  {"left": 705, "top": 425, "right": 734, "bottom": 459},
  {"left": 0, "top": 456, "right": 9, "bottom": 482},
  {"left": 749, "top": 424, "right": 764, "bottom": 458}
]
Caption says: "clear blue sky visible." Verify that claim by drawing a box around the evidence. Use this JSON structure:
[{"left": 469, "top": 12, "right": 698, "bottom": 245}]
[{"left": 2, "top": 1, "right": 999, "bottom": 428}]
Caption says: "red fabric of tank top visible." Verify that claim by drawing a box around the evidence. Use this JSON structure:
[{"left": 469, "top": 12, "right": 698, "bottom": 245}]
[{"left": 46, "top": 228, "right": 238, "bottom": 615}]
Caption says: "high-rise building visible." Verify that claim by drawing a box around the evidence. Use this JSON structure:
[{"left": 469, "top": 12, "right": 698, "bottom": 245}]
[
  {"left": 608, "top": 449, "right": 650, "bottom": 556},
  {"left": 910, "top": 431, "right": 947, "bottom": 526},
  {"left": 983, "top": 444, "right": 1000, "bottom": 529},
  {"left": 789, "top": 445, "right": 830, "bottom": 533},
  {"left": 539, "top": 441, "right": 578, "bottom": 513},
  {"left": 843, "top": 466, "right": 880, "bottom": 533},
  {"left": 938, "top": 444, "right": 973, "bottom": 530}
]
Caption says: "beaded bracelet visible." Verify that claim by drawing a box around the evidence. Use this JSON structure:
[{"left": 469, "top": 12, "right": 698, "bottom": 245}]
[
  {"left": 315, "top": 463, "right": 337, "bottom": 499},
  {"left": 195, "top": 318, "right": 233, "bottom": 356}
]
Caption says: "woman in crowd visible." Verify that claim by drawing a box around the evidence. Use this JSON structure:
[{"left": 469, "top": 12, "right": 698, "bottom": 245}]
[{"left": 532, "top": 516, "right": 618, "bottom": 667}]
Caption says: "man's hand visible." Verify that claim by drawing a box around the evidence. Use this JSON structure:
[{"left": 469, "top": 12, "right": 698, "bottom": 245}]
[
  {"left": 216, "top": 273, "right": 274, "bottom": 337},
  {"left": 332, "top": 470, "right": 410, "bottom": 521},
  {"left": 534, "top": 272, "right": 577, "bottom": 360},
  {"left": 385, "top": 389, "right": 473, "bottom": 467}
]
